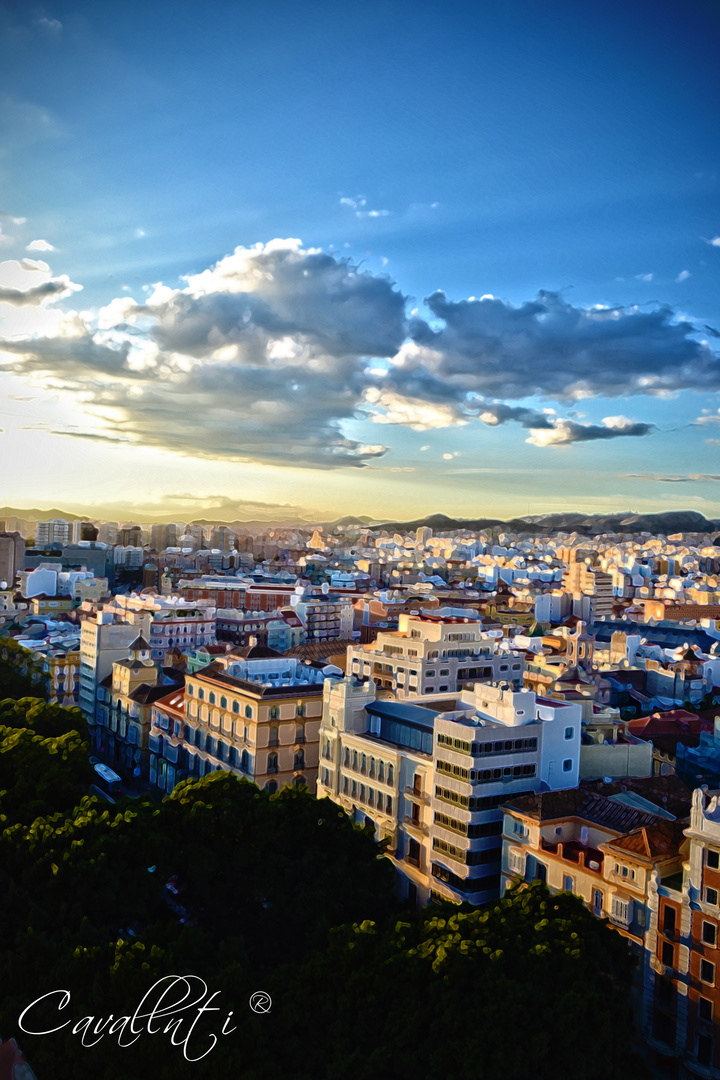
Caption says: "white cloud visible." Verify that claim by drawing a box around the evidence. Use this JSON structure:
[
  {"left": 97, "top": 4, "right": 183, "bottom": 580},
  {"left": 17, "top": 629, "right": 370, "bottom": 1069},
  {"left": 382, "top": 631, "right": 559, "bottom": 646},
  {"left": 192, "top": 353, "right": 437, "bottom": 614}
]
[
  {"left": 26, "top": 239, "right": 56, "bottom": 252},
  {"left": 635, "top": 273, "right": 653, "bottom": 282},
  {"left": 676, "top": 270, "right": 691, "bottom": 282}
]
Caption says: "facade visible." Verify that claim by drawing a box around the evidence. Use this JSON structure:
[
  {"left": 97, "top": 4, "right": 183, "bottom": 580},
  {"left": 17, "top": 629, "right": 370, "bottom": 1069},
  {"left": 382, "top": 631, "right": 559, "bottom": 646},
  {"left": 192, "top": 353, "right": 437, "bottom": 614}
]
[
  {"left": 35, "top": 519, "right": 71, "bottom": 546},
  {"left": 78, "top": 611, "right": 139, "bottom": 719},
  {"left": 317, "top": 678, "right": 581, "bottom": 906},
  {"left": 347, "top": 612, "right": 524, "bottom": 697},
  {"left": 0, "top": 531, "right": 24, "bottom": 590},
  {"left": 42, "top": 646, "right": 81, "bottom": 707},
  {"left": 148, "top": 646, "right": 329, "bottom": 795},
  {"left": 94, "top": 636, "right": 184, "bottom": 779},
  {"left": 102, "top": 593, "right": 216, "bottom": 661},
  {"left": 645, "top": 786, "right": 720, "bottom": 1077}
]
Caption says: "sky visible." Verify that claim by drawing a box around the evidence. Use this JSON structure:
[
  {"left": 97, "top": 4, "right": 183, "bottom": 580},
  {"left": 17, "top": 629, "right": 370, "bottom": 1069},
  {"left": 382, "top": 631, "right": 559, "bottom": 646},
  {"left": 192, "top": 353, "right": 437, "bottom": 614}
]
[{"left": 0, "top": 0, "right": 719, "bottom": 523}]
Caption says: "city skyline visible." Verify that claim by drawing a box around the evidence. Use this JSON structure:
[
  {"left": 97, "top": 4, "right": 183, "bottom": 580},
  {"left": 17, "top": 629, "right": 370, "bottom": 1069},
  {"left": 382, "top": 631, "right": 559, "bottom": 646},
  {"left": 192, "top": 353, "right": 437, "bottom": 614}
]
[{"left": 1, "top": 0, "right": 719, "bottom": 520}]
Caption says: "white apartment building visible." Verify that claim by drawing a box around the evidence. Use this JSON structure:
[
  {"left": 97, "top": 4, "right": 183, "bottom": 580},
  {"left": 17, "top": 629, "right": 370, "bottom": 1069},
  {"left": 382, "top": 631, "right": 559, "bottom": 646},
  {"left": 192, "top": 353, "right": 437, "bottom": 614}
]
[
  {"left": 317, "top": 677, "right": 581, "bottom": 907},
  {"left": 103, "top": 593, "right": 216, "bottom": 661},
  {"left": 347, "top": 612, "right": 524, "bottom": 697},
  {"left": 79, "top": 610, "right": 139, "bottom": 719},
  {"left": 35, "top": 518, "right": 70, "bottom": 546}
]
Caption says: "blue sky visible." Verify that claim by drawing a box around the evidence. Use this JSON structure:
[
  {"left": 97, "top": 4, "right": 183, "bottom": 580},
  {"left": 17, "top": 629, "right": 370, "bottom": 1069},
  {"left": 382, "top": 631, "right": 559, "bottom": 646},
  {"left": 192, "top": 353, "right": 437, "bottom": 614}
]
[{"left": 0, "top": 0, "right": 719, "bottom": 521}]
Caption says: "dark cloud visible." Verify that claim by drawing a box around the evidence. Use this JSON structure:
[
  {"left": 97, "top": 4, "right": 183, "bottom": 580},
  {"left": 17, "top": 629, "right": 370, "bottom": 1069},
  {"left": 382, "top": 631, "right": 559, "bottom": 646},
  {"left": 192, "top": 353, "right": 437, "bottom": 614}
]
[
  {"left": 621, "top": 472, "right": 720, "bottom": 483},
  {"left": 0, "top": 276, "right": 80, "bottom": 306},
  {"left": 403, "top": 290, "right": 719, "bottom": 400}
]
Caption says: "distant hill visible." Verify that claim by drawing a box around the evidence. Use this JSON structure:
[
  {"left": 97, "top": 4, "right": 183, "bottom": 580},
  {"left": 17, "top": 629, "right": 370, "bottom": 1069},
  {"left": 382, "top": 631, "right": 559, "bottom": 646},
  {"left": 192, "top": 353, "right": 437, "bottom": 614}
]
[
  {"left": 1, "top": 505, "right": 717, "bottom": 536},
  {"left": 377, "top": 509, "right": 720, "bottom": 536}
]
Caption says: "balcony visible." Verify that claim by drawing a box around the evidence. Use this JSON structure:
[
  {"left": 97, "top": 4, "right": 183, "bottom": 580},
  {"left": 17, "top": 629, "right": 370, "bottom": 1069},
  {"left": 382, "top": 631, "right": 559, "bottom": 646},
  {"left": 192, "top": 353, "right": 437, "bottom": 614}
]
[
  {"left": 405, "top": 786, "right": 430, "bottom": 804},
  {"left": 404, "top": 815, "right": 429, "bottom": 837},
  {"left": 540, "top": 838, "right": 604, "bottom": 874}
]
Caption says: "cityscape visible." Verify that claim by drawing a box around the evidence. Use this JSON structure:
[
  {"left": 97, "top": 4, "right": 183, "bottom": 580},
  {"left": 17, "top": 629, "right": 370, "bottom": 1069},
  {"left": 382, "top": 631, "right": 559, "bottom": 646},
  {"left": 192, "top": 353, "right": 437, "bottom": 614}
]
[{"left": 1, "top": 0, "right": 719, "bottom": 1078}]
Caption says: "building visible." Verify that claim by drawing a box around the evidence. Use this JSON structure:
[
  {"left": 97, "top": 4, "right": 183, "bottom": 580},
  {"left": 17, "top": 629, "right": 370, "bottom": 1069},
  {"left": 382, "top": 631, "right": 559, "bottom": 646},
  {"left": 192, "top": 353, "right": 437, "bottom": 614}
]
[
  {"left": 148, "top": 644, "right": 332, "bottom": 796},
  {"left": 564, "top": 561, "right": 614, "bottom": 620},
  {"left": 316, "top": 678, "right": 582, "bottom": 906},
  {"left": 0, "top": 531, "right": 24, "bottom": 590},
  {"left": 645, "top": 785, "right": 720, "bottom": 1077},
  {"left": 94, "top": 636, "right": 184, "bottom": 779},
  {"left": 35, "top": 519, "right": 71, "bottom": 546},
  {"left": 79, "top": 611, "right": 139, "bottom": 719},
  {"left": 347, "top": 612, "right": 524, "bottom": 697},
  {"left": 102, "top": 593, "right": 216, "bottom": 661}
]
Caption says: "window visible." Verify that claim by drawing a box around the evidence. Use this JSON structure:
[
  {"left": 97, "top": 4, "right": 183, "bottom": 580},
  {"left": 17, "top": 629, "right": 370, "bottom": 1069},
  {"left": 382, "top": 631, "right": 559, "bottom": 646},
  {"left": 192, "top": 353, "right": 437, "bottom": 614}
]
[
  {"left": 509, "top": 850, "right": 525, "bottom": 874},
  {"left": 269, "top": 726, "right": 279, "bottom": 747},
  {"left": 343, "top": 776, "right": 348, "bottom": 794},
  {"left": 296, "top": 703, "right": 305, "bottom": 718},
  {"left": 267, "top": 752, "right": 278, "bottom": 774},
  {"left": 209, "top": 692, "right": 216, "bottom": 705},
  {"left": 564, "top": 726, "right": 574, "bottom": 740},
  {"left": 386, "top": 795, "right": 392, "bottom": 815},
  {"left": 245, "top": 704, "right": 253, "bottom": 719},
  {"left": 562, "top": 759, "right": 573, "bottom": 772},
  {"left": 387, "top": 764, "right": 394, "bottom": 785},
  {"left": 378, "top": 762, "right": 385, "bottom": 783},
  {"left": 220, "top": 696, "right": 227, "bottom": 709},
  {"left": 611, "top": 897, "right": 631, "bottom": 926},
  {"left": 353, "top": 750, "right": 358, "bottom": 770},
  {"left": 198, "top": 688, "right": 205, "bottom": 700},
  {"left": 232, "top": 700, "right": 239, "bottom": 714},
  {"left": 563, "top": 875, "right": 574, "bottom": 893},
  {"left": 344, "top": 747, "right": 350, "bottom": 766},
  {"left": 661, "top": 941, "right": 674, "bottom": 967},
  {"left": 513, "top": 821, "right": 527, "bottom": 837},
  {"left": 663, "top": 906, "right": 676, "bottom": 935},
  {"left": 593, "top": 889, "right": 603, "bottom": 915},
  {"left": 706, "top": 849, "right": 719, "bottom": 869},
  {"left": 266, "top": 780, "right": 278, "bottom": 795},
  {"left": 700, "top": 958, "right": 715, "bottom": 985},
  {"left": 241, "top": 749, "right": 249, "bottom": 771},
  {"left": 696, "top": 1034, "right": 714, "bottom": 1069},
  {"left": 702, "top": 921, "right": 717, "bottom": 947},
  {"left": 188, "top": 685, "right": 194, "bottom": 696},
  {"left": 361, "top": 753, "right": 366, "bottom": 774},
  {"left": 699, "top": 997, "right": 713, "bottom": 1023},
  {"left": 369, "top": 757, "right": 375, "bottom": 777},
  {"left": 269, "top": 706, "right": 279, "bottom": 720},
  {"left": 705, "top": 887, "right": 719, "bottom": 906},
  {"left": 294, "top": 749, "right": 305, "bottom": 771},
  {"left": 296, "top": 723, "right": 305, "bottom": 743}
]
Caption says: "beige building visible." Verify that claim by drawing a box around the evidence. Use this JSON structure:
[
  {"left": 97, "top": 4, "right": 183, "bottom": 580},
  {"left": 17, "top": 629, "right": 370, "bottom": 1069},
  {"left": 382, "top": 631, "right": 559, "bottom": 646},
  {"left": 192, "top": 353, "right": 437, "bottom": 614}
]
[
  {"left": 94, "top": 635, "right": 184, "bottom": 779},
  {"left": 149, "top": 644, "right": 331, "bottom": 795},
  {"left": 347, "top": 612, "right": 524, "bottom": 697}
]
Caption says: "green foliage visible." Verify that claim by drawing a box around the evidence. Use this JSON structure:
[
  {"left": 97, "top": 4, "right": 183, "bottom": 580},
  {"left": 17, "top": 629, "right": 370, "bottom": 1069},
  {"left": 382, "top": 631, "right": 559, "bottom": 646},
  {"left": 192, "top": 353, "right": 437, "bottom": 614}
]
[
  {"left": 0, "top": 638, "right": 48, "bottom": 700},
  {"left": 0, "top": 697, "right": 88, "bottom": 741},
  {"left": 0, "top": 763, "right": 647, "bottom": 1080}
]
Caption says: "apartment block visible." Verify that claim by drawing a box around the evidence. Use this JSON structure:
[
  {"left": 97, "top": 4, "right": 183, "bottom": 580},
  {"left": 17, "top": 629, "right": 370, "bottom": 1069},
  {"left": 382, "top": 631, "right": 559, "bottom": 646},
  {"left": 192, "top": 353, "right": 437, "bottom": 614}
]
[
  {"left": 317, "top": 677, "right": 581, "bottom": 906},
  {"left": 347, "top": 612, "right": 524, "bottom": 697},
  {"left": 148, "top": 645, "right": 329, "bottom": 795}
]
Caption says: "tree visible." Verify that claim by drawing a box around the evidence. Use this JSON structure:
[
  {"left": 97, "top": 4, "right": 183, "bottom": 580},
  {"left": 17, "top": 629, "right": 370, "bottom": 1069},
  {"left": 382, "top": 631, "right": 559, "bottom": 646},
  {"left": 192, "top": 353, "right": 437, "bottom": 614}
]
[{"left": 0, "top": 638, "right": 48, "bottom": 700}]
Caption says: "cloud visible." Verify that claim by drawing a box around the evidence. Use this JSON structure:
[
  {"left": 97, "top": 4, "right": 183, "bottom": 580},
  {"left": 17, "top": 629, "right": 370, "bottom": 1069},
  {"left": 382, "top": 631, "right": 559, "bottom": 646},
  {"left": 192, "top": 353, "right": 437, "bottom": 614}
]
[
  {"left": 704, "top": 236, "right": 720, "bottom": 247},
  {"left": 399, "top": 290, "right": 719, "bottom": 401},
  {"left": 0, "top": 275, "right": 82, "bottom": 306},
  {"left": 2, "top": 240, "right": 715, "bottom": 468},
  {"left": 525, "top": 416, "right": 654, "bottom": 447},
  {"left": 26, "top": 239, "right": 56, "bottom": 252},
  {"left": 1, "top": 239, "right": 404, "bottom": 469},
  {"left": 339, "top": 196, "right": 391, "bottom": 219},
  {"left": 635, "top": 273, "right": 653, "bottom": 282},
  {"left": 676, "top": 270, "right": 691, "bottom": 282},
  {"left": 0, "top": 212, "right": 27, "bottom": 224},
  {"left": 621, "top": 472, "right": 720, "bottom": 483},
  {"left": 34, "top": 16, "right": 62, "bottom": 34}
]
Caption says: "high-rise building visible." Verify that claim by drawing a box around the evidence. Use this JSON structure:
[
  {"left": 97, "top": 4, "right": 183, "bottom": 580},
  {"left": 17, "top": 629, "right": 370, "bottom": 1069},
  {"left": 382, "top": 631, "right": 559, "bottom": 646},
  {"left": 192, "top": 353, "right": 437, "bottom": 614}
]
[
  {"left": 35, "top": 519, "right": 71, "bottom": 546},
  {"left": 317, "top": 678, "right": 581, "bottom": 906},
  {"left": 0, "top": 531, "right": 25, "bottom": 589},
  {"left": 79, "top": 611, "right": 139, "bottom": 721}
]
